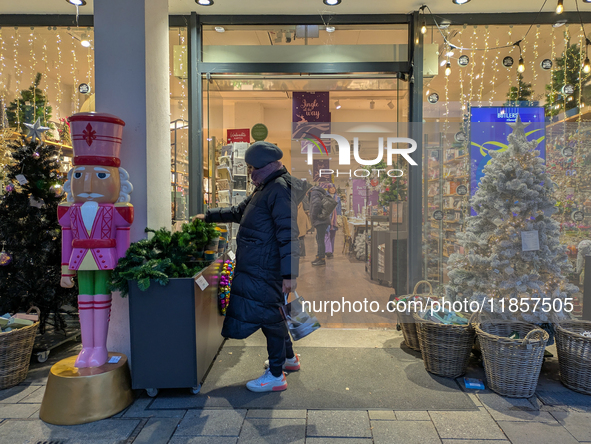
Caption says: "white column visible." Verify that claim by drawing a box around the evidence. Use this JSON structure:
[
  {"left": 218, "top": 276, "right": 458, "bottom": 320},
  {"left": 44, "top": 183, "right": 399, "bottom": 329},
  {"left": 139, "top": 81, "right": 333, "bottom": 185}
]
[{"left": 94, "top": 0, "right": 171, "bottom": 359}]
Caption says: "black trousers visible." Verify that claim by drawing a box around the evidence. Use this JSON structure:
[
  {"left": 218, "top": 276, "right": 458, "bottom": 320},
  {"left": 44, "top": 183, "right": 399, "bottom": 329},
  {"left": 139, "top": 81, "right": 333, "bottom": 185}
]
[
  {"left": 262, "top": 326, "right": 295, "bottom": 377},
  {"left": 315, "top": 224, "right": 329, "bottom": 259},
  {"left": 299, "top": 236, "right": 306, "bottom": 257}
]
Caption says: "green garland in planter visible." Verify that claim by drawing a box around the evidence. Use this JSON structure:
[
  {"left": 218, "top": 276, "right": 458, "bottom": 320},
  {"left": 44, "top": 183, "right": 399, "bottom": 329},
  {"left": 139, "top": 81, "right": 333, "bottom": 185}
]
[{"left": 110, "top": 219, "right": 219, "bottom": 297}]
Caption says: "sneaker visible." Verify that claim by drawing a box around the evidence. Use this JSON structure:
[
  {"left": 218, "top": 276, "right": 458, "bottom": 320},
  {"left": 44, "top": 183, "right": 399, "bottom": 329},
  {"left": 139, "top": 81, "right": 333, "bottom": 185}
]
[
  {"left": 264, "top": 354, "right": 301, "bottom": 371},
  {"left": 246, "top": 369, "right": 287, "bottom": 392},
  {"left": 312, "top": 258, "right": 326, "bottom": 266}
]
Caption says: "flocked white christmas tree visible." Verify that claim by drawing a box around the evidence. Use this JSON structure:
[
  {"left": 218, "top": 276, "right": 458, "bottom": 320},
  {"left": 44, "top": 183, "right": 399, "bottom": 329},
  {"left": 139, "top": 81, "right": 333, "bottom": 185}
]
[{"left": 447, "top": 115, "right": 577, "bottom": 322}]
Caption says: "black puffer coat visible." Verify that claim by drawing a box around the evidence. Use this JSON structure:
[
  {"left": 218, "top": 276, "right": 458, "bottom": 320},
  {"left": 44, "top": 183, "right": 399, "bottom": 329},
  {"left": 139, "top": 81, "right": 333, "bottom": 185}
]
[
  {"left": 205, "top": 167, "right": 301, "bottom": 339},
  {"left": 309, "top": 186, "right": 331, "bottom": 227}
]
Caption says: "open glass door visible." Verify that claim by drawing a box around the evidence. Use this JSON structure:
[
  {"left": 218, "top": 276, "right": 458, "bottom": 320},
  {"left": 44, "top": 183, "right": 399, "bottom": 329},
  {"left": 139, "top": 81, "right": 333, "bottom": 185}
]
[{"left": 203, "top": 74, "right": 410, "bottom": 328}]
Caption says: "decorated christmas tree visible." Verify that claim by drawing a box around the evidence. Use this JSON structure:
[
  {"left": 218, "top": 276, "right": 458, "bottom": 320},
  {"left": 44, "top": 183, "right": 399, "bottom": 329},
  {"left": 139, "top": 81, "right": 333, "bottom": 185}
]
[
  {"left": 446, "top": 116, "right": 577, "bottom": 322},
  {"left": 505, "top": 73, "right": 533, "bottom": 105},
  {"left": 544, "top": 43, "right": 590, "bottom": 117},
  {"left": 0, "top": 132, "right": 76, "bottom": 332},
  {"left": 6, "top": 73, "right": 53, "bottom": 132}
]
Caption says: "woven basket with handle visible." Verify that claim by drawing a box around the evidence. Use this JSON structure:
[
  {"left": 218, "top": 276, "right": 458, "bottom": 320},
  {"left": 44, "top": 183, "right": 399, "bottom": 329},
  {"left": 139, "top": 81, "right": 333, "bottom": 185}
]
[
  {"left": 413, "top": 310, "right": 476, "bottom": 378},
  {"left": 555, "top": 320, "right": 591, "bottom": 395},
  {"left": 397, "top": 280, "right": 436, "bottom": 352},
  {"left": 0, "top": 307, "right": 40, "bottom": 390},
  {"left": 476, "top": 321, "right": 548, "bottom": 398}
]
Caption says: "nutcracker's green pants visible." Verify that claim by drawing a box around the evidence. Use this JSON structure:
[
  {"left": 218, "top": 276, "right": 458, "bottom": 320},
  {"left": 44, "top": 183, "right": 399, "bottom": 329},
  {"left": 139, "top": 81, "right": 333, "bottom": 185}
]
[{"left": 78, "top": 270, "right": 111, "bottom": 295}]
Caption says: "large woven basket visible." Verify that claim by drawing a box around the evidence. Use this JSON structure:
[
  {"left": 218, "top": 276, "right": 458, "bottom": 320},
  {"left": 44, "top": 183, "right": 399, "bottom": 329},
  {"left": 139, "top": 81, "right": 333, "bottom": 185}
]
[
  {"left": 397, "top": 280, "right": 435, "bottom": 352},
  {"left": 476, "top": 321, "right": 548, "bottom": 398},
  {"left": 555, "top": 320, "right": 591, "bottom": 395},
  {"left": 413, "top": 311, "right": 475, "bottom": 378},
  {"left": 0, "top": 307, "right": 40, "bottom": 390}
]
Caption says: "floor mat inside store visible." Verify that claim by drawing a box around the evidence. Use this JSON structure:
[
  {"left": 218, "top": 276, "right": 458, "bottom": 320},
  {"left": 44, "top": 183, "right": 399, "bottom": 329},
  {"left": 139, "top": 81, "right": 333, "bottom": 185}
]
[{"left": 149, "top": 333, "right": 477, "bottom": 411}]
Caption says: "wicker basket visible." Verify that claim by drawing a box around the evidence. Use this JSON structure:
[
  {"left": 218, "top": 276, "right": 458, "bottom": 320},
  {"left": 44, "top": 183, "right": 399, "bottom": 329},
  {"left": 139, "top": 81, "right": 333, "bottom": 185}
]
[
  {"left": 413, "top": 311, "right": 476, "bottom": 378},
  {"left": 0, "top": 307, "right": 40, "bottom": 390},
  {"left": 476, "top": 321, "right": 548, "bottom": 398},
  {"left": 397, "top": 280, "right": 435, "bottom": 352},
  {"left": 555, "top": 321, "right": 591, "bottom": 395}
]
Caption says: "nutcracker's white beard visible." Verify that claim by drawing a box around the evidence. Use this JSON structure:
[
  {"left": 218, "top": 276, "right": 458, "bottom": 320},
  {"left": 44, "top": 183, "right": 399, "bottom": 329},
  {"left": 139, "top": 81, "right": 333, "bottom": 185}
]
[{"left": 63, "top": 167, "right": 133, "bottom": 203}]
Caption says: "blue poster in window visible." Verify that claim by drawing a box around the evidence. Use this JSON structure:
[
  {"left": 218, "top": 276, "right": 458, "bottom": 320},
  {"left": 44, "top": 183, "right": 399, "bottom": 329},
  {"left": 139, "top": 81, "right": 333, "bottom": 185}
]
[{"left": 470, "top": 107, "right": 546, "bottom": 215}]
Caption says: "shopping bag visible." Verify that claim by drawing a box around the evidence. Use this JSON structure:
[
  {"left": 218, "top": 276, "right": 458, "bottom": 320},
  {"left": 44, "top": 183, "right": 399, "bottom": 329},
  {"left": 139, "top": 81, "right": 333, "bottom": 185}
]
[{"left": 280, "top": 291, "right": 321, "bottom": 341}]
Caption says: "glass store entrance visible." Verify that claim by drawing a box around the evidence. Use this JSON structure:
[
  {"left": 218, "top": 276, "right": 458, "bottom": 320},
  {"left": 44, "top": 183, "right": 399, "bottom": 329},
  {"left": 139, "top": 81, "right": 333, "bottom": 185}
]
[{"left": 203, "top": 74, "right": 410, "bottom": 328}]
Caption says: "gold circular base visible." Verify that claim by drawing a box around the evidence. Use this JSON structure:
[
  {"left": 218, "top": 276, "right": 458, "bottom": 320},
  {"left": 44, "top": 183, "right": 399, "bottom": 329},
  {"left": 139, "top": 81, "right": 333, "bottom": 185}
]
[{"left": 39, "top": 352, "right": 134, "bottom": 425}]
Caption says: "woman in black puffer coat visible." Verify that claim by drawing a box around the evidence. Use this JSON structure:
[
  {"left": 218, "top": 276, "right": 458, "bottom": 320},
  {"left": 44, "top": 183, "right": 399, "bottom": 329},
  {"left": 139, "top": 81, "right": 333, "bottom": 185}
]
[{"left": 197, "top": 142, "right": 302, "bottom": 393}]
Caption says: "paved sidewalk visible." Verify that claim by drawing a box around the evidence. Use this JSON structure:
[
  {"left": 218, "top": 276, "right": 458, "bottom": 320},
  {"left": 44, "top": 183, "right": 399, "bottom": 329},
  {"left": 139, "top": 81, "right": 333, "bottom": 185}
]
[{"left": 0, "top": 330, "right": 590, "bottom": 443}]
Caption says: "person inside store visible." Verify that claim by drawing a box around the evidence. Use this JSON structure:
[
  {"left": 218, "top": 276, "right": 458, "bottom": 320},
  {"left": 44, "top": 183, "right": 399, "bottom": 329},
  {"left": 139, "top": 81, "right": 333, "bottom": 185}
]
[
  {"left": 309, "top": 183, "right": 332, "bottom": 266},
  {"left": 297, "top": 182, "right": 313, "bottom": 257},
  {"left": 324, "top": 183, "right": 342, "bottom": 259},
  {"left": 194, "top": 141, "right": 303, "bottom": 393}
]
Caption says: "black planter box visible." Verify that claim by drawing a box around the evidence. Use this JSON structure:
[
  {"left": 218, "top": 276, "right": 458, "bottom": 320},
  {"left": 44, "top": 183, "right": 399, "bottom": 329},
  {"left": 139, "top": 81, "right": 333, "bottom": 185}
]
[{"left": 128, "top": 256, "right": 226, "bottom": 393}]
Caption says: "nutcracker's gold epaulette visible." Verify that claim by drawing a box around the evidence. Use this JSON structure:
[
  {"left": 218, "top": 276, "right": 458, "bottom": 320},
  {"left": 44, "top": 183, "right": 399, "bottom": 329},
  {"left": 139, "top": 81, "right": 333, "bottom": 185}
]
[
  {"left": 115, "top": 202, "right": 133, "bottom": 207},
  {"left": 58, "top": 201, "right": 73, "bottom": 207}
]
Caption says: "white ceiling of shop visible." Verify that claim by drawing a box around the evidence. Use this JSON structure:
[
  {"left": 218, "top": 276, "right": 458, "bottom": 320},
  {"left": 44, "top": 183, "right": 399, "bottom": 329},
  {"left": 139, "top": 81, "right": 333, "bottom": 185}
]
[{"left": 2, "top": 0, "right": 589, "bottom": 16}]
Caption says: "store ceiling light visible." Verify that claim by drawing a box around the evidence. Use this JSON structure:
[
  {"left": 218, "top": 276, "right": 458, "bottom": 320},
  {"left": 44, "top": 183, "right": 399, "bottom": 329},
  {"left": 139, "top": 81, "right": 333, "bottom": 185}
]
[
  {"left": 81, "top": 39, "right": 91, "bottom": 47},
  {"left": 452, "top": 0, "right": 471, "bottom": 4},
  {"left": 326, "top": 26, "right": 336, "bottom": 33},
  {"left": 553, "top": 19, "right": 568, "bottom": 27},
  {"left": 556, "top": 0, "right": 564, "bottom": 14},
  {"left": 517, "top": 57, "right": 526, "bottom": 73},
  {"left": 196, "top": 0, "right": 214, "bottom": 5},
  {"left": 214, "top": 26, "right": 225, "bottom": 33},
  {"left": 445, "top": 61, "right": 452, "bottom": 76},
  {"left": 440, "top": 60, "right": 447, "bottom": 66},
  {"left": 387, "top": 101, "right": 395, "bottom": 109},
  {"left": 369, "top": 100, "right": 375, "bottom": 110},
  {"left": 335, "top": 100, "right": 342, "bottom": 109},
  {"left": 66, "top": 0, "right": 86, "bottom": 5},
  {"left": 323, "top": 0, "right": 342, "bottom": 5}
]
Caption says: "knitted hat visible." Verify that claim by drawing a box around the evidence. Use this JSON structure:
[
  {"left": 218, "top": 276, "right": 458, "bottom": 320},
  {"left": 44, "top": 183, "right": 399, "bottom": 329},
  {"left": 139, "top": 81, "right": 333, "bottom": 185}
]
[{"left": 244, "top": 141, "right": 283, "bottom": 169}]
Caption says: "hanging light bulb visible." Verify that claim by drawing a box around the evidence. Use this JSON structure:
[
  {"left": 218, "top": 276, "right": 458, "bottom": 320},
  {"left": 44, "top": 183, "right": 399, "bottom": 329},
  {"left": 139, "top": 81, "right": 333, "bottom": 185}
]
[
  {"left": 517, "top": 57, "right": 526, "bottom": 73},
  {"left": 421, "top": 20, "right": 427, "bottom": 34},
  {"left": 556, "top": 0, "right": 564, "bottom": 14},
  {"left": 583, "top": 56, "right": 591, "bottom": 74},
  {"left": 445, "top": 61, "right": 452, "bottom": 76}
]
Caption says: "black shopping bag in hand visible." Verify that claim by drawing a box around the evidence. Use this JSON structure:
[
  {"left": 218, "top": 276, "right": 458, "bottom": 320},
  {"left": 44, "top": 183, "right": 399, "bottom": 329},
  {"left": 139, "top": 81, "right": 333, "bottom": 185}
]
[{"left": 280, "top": 291, "right": 321, "bottom": 341}]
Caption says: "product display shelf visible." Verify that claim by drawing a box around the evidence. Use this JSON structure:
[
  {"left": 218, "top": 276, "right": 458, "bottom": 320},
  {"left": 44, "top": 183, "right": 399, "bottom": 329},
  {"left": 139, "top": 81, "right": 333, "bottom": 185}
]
[
  {"left": 171, "top": 119, "right": 189, "bottom": 222},
  {"left": 423, "top": 132, "right": 470, "bottom": 286}
]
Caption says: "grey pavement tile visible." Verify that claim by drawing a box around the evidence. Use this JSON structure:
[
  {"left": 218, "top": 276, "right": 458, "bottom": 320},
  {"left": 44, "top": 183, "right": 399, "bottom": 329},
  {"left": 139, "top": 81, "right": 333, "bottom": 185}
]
[
  {"left": 394, "top": 411, "right": 431, "bottom": 421},
  {"left": 245, "top": 409, "right": 307, "bottom": 419},
  {"left": 487, "top": 409, "right": 557, "bottom": 423},
  {"left": 497, "top": 420, "right": 579, "bottom": 444},
  {"left": 442, "top": 441, "right": 510, "bottom": 444},
  {"left": 0, "top": 403, "right": 40, "bottom": 419},
  {"left": 477, "top": 391, "right": 537, "bottom": 411},
  {"left": 429, "top": 409, "right": 506, "bottom": 440},
  {"left": 551, "top": 411, "right": 591, "bottom": 442},
  {"left": 305, "top": 440, "right": 373, "bottom": 444},
  {"left": 307, "top": 410, "right": 371, "bottom": 438},
  {"left": 122, "top": 397, "right": 186, "bottom": 419},
  {"left": 0, "top": 418, "right": 140, "bottom": 443},
  {"left": 175, "top": 409, "right": 246, "bottom": 436},
  {"left": 0, "top": 385, "right": 40, "bottom": 404},
  {"left": 371, "top": 420, "right": 441, "bottom": 444},
  {"left": 169, "top": 438, "right": 238, "bottom": 444},
  {"left": 368, "top": 410, "right": 396, "bottom": 420},
  {"left": 237, "top": 418, "right": 305, "bottom": 444},
  {"left": 18, "top": 386, "right": 45, "bottom": 403},
  {"left": 134, "top": 418, "right": 181, "bottom": 444}
]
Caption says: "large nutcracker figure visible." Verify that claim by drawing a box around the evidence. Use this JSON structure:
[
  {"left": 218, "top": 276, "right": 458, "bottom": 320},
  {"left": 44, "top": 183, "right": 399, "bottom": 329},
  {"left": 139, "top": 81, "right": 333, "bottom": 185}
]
[{"left": 59, "top": 113, "right": 133, "bottom": 368}]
